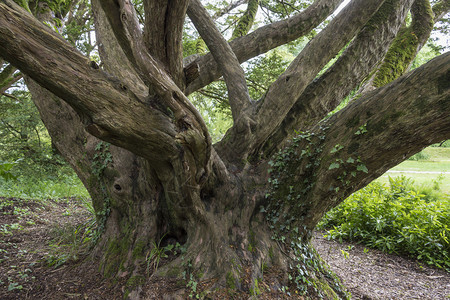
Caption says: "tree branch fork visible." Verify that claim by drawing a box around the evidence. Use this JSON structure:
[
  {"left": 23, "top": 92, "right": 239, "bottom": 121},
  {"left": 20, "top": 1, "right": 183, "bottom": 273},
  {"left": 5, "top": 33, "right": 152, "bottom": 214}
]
[{"left": 1, "top": 0, "right": 449, "bottom": 200}]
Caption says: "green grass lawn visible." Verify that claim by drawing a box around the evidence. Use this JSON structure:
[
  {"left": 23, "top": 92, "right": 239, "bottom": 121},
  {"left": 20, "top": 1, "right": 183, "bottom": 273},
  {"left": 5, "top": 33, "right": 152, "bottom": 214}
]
[{"left": 376, "top": 147, "right": 450, "bottom": 194}]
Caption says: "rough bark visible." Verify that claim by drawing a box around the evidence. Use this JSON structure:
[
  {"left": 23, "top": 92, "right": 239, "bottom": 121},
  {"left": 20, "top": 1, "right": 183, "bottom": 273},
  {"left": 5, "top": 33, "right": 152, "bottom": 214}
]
[
  {"left": 0, "top": 0, "right": 211, "bottom": 177},
  {"left": 1, "top": 0, "right": 449, "bottom": 299},
  {"left": 187, "top": 0, "right": 252, "bottom": 122},
  {"left": 215, "top": 0, "right": 385, "bottom": 164},
  {"left": 259, "top": 0, "right": 414, "bottom": 157},
  {"left": 184, "top": 0, "right": 344, "bottom": 95},
  {"left": 26, "top": 78, "right": 166, "bottom": 294},
  {"left": 360, "top": 0, "right": 449, "bottom": 93},
  {"left": 265, "top": 53, "right": 450, "bottom": 238},
  {"left": 142, "top": 0, "right": 188, "bottom": 88}
]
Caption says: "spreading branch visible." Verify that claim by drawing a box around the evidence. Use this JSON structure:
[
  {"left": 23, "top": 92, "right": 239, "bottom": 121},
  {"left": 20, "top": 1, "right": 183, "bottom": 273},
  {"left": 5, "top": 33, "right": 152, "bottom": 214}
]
[
  {"left": 187, "top": 0, "right": 252, "bottom": 122},
  {"left": 311, "top": 52, "right": 450, "bottom": 219},
  {"left": 98, "top": 0, "right": 212, "bottom": 171},
  {"left": 91, "top": 0, "right": 148, "bottom": 99},
  {"left": 269, "top": 52, "right": 450, "bottom": 232},
  {"left": 259, "top": 0, "right": 415, "bottom": 157},
  {"left": 143, "top": 0, "right": 189, "bottom": 87},
  {"left": 215, "top": 0, "right": 385, "bottom": 162},
  {"left": 185, "top": 0, "right": 344, "bottom": 95},
  {"left": 361, "top": 0, "right": 448, "bottom": 92},
  {"left": 0, "top": 0, "right": 179, "bottom": 163},
  {"left": 256, "top": 0, "right": 384, "bottom": 126}
]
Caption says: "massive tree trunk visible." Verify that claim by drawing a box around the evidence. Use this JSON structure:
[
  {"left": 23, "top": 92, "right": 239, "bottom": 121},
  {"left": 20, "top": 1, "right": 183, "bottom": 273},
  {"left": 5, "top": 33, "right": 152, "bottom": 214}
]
[{"left": 0, "top": 0, "right": 449, "bottom": 298}]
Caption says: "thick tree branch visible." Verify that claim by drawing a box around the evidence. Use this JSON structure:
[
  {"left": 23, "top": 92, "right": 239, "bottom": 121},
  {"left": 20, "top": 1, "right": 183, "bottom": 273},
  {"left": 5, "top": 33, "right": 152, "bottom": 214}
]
[
  {"left": 98, "top": 0, "right": 212, "bottom": 173},
  {"left": 187, "top": 0, "right": 252, "bottom": 122},
  {"left": 256, "top": 0, "right": 385, "bottom": 125},
  {"left": 143, "top": 0, "right": 189, "bottom": 88},
  {"left": 312, "top": 52, "right": 450, "bottom": 222},
  {"left": 0, "top": 0, "right": 179, "bottom": 164},
  {"left": 91, "top": 0, "right": 148, "bottom": 99},
  {"left": 185, "top": 0, "right": 344, "bottom": 95},
  {"left": 259, "top": 0, "right": 415, "bottom": 157},
  {"left": 269, "top": 52, "right": 450, "bottom": 233},
  {"left": 216, "top": 0, "right": 385, "bottom": 163},
  {"left": 361, "top": 0, "right": 444, "bottom": 92},
  {"left": 99, "top": 0, "right": 156, "bottom": 87}
]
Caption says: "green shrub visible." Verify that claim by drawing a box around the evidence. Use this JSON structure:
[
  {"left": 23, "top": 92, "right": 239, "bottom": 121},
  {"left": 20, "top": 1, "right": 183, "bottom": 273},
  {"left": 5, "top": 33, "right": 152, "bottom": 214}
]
[
  {"left": 431, "top": 140, "right": 450, "bottom": 147},
  {"left": 408, "top": 150, "right": 430, "bottom": 161},
  {"left": 318, "top": 176, "right": 450, "bottom": 271},
  {"left": 0, "top": 159, "right": 20, "bottom": 181}
]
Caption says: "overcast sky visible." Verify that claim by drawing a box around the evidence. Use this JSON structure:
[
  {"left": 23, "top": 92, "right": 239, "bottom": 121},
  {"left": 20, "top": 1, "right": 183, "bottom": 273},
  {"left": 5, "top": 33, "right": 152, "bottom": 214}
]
[{"left": 336, "top": 0, "right": 351, "bottom": 14}]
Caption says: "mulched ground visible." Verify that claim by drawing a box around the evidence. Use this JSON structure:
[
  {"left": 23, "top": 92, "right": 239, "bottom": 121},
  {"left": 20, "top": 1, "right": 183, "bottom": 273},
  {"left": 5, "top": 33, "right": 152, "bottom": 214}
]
[
  {"left": 312, "top": 232, "right": 450, "bottom": 299},
  {"left": 0, "top": 197, "right": 449, "bottom": 299}
]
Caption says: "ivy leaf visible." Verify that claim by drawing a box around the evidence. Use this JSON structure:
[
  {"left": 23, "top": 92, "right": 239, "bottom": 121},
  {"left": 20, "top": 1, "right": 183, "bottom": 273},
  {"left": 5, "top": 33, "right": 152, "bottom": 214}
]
[
  {"left": 328, "top": 163, "right": 340, "bottom": 170},
  {"left": 330, "top": 144, "right": 344, "bottom": 153},
  {"left": 346, "top": 157, "right": 355, "bottom": 164},
  {"left": 357, "top": 164, "right": 368, "bottom": 173}
]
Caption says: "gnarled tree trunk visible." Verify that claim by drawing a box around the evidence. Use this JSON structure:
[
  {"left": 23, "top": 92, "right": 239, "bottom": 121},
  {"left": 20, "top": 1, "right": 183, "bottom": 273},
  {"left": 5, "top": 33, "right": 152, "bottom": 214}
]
[{"left": 1, "top": 0, "right": 449, "bottom": 298}]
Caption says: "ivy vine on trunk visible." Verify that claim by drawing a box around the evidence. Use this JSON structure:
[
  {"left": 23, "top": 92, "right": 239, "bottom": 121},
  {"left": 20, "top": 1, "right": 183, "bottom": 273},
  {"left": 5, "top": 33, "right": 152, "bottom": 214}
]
[{"left": 0, "top": 0, "right": 449, "bottom": 298}]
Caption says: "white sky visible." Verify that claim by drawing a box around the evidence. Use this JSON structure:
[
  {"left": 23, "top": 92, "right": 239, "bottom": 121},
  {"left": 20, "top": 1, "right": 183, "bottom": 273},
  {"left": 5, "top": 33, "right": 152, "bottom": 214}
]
[{"left": 335, "top": 0, "right": 351, "bottom": 15}]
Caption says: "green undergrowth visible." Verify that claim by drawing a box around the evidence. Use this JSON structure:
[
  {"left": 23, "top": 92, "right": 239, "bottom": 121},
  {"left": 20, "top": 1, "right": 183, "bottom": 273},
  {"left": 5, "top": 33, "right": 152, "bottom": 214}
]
[
  {"left": 0, "top": 173, "right": 89, "bottom": 200},
  {"left": 45, "top": 197, "right": 97, "bottom": 268},
  {"left": 318, "top": 176, "right": 450, "bottom": 271},
  {"left": 0, "top": 170, "right": 95, "bottom": 269}
]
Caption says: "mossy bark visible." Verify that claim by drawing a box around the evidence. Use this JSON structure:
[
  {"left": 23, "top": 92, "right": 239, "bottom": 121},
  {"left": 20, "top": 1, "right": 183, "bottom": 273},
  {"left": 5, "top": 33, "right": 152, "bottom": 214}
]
[
  {"left": 23, "top": 80, "right": 353, "bottom": 298},
  {"left": 1, "top": 1, "right": 450, "bottom": 299},
  {"left": 362, "top": 0, "right": 436, "bottom": 91},
  {"left": 231, "top": 0, "right": 259, "bottom": 40}
]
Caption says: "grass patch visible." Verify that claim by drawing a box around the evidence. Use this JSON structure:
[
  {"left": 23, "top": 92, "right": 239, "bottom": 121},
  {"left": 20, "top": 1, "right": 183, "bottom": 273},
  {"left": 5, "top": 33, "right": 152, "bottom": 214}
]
[
  {"left": 0, "top": 174, "right": 89, "bottom": 200},
  {"left": 389, "top": 160, "right": 450, "bottom": 172},
  {"left": 377, "top": 173, "right": 450, "bottom": 195},
  {"left": 423, "top": 147, "right": 450, "bottom": 161},
  {"left": 377, "top": 146, "right": 450, "bottom": 193}
]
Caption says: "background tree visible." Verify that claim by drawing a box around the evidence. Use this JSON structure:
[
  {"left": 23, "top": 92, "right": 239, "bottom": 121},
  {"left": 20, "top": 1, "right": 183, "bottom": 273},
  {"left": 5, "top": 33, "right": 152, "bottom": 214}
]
[{"left": 0, "top": 0, "right": 449, "bottom": 298}]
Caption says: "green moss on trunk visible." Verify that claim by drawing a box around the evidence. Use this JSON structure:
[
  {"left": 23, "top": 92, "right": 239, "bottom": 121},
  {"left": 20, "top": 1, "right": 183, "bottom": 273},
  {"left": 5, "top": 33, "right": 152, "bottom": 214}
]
[
  {"left": 372, "top": 0, "right": 434, "bottom": 88},
  {"left": 231, "top": 0, "right": 259, "bottom": 40}
]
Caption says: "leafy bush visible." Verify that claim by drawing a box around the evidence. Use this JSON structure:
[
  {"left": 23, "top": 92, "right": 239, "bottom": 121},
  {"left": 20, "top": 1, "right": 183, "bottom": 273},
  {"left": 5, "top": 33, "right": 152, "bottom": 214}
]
[
  {"left": 408, "top": 150, "right": 430, "bottom": 161},
  {"left": 317, "top": 176, "right": 450, "bottom": 271},
  {"left": 0, "top": 159, "right": 20, "bottom": 181},
  {"left": 431, "top": 140, "right": 450, "bottom": 147}
]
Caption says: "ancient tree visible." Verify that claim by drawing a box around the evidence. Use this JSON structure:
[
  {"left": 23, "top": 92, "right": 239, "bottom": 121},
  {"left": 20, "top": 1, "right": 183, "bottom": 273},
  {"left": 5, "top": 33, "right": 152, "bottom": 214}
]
[{"left": 0, "top": 0, "right": 449, "bottom": 298}]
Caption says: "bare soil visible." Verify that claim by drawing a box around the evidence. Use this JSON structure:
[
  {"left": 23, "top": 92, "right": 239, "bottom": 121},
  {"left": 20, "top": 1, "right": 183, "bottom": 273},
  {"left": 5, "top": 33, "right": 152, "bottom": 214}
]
[{"left": 0, "top": 197, "right": 449, "bottom": 299}]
